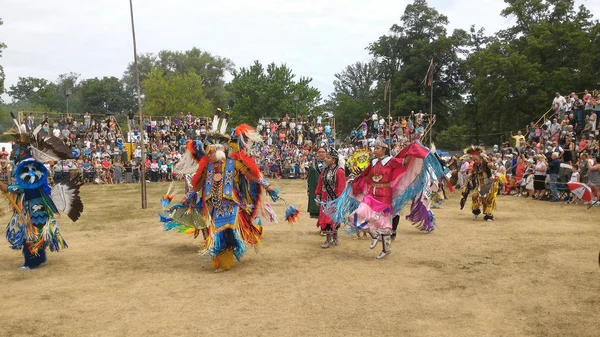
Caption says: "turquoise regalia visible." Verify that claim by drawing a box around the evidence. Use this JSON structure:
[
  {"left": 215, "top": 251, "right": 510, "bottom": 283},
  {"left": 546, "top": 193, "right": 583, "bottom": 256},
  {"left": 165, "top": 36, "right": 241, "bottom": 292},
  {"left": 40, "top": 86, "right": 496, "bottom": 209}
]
[{"left": 3, "top": 118, "right": 83, "bottom": 270}]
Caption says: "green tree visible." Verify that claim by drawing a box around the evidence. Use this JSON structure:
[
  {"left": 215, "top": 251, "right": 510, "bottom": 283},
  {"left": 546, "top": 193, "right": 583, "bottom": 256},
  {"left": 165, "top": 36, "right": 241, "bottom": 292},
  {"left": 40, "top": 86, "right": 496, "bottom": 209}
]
[
  {"left": 333, "top": 61, "right": 377, "bottom": 99},
  {"left": 121, "top": 52, "right": 157, "bottom": 95},
  {"left": 451, "top": 0, "right": 600, "bottom": 146},
  {"left": 34, "top": 72, "right": 83, "bottom": 113},
  {"left": 226, "top": 61, "right": 321, "bottom": 125},
  {"left": 326, "top": 61, "right": 377, "bottom": 135},
  {"left": 367, "top": 0, "right": 468, "bottom": 132},
  {"left": 142, "top": 69, "right": 212, "bottom": 117},
  {"left": 7, "top": 77, "right": 49, "bottom": 102},
  {"left": 79, "top": 76, "right": 134, "bottom": 114},
  {"left": 464, "top": 42, "right": 546, "bottom": 145},
  {"left": 123, "top": 47, "right": 234, "bottom": 108},
  {"left": 435, "top": 125, "right": 471, "bottom": 150}
]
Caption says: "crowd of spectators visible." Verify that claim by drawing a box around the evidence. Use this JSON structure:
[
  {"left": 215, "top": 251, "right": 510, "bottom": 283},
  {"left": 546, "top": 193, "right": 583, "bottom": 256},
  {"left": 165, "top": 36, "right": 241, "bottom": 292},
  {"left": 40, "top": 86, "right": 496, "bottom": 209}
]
[
  {"left": 0, "top": 111, "right": 342, "bottom": 184},
  {"left": 347, "top": 110, "right": 433, "bottom": 149},
  {"left": 9, "top": 96, "right": 597, "bottom": 208},
  {"left": 0, "top": 109, "right": 438, "bottom": 185},
  {"left": 452, "top": 90, "right": 600, "bottom": 205}
]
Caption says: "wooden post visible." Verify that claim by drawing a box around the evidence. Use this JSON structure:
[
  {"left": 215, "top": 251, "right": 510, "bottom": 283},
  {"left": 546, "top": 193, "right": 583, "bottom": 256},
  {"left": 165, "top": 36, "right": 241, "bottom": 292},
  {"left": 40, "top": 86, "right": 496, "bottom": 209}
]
[
  {"left": 429, "top": 78, "right": 433, "bottom": 146},
  {"left": 129, "top": 0, "right": 147, "bottom": 209}
]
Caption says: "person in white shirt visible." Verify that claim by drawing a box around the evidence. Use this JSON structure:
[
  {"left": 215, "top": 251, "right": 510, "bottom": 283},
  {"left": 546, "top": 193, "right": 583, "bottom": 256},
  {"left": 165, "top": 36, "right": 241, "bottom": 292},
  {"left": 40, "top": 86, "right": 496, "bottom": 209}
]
[
  {"left": 367, "top": 136, "right": 375, "bottom": 147},
  {"left": 133, "top": 147, "right": 142, "bottom": 162},
  {"left": 552, "top": 92, "right": 567, "bottom": 113},
  {"left": 549, "top": 119, "right": 561, "bottom": 140},
  {"left": 415, "top": 111, "right": 425, "bottom": 126},
  {"left": 590, "top": 110, "right": 597, "bottom": 134},
  {"left": 551, "top": 141, "right": 564, "bottom": 157},
  {"left": 565, "top": 93, "right": 574, "bottom": 114}
]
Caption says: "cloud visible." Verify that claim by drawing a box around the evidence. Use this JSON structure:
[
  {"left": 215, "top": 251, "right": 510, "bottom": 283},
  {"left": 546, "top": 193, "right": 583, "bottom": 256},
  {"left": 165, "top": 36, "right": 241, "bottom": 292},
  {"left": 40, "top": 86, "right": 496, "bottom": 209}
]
[{"left": 0, "top": 0, "right": 595, "bottom": 103}]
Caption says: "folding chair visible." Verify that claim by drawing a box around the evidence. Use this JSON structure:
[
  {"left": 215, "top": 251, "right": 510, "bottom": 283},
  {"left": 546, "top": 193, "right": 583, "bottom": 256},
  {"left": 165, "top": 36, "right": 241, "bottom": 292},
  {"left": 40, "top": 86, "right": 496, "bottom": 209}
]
[{"left": 557, "top": 164, "right": 573, "bottom": 200}]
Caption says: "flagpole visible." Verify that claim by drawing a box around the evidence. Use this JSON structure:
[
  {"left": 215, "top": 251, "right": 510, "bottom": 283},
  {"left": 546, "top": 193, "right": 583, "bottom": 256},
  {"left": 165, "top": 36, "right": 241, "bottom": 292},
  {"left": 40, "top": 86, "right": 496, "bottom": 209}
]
[
  {"left": 129, "top": 0, "right": 147, "bottom": 209},
  {"left": 384, "top": 79, "right": 391, "bottom": 141},
  {"left": 388, "top": 79, "right": 391, "bottom": 141},
  {"left": 427, "top": 57, "right": 434, "bottom": 146},
  {"left": 430, "top": 76, "right": 433, "bottom": 145}
]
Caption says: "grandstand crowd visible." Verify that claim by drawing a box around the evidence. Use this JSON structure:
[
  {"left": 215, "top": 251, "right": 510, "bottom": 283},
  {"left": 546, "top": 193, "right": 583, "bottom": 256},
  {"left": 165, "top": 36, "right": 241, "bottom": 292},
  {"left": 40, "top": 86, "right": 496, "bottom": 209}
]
[
  {"left": 454, "top": 90, "right": 600, "bottom": 205},
  {"left": 1, "top": 91, "right": 598, "bottom": 205}
]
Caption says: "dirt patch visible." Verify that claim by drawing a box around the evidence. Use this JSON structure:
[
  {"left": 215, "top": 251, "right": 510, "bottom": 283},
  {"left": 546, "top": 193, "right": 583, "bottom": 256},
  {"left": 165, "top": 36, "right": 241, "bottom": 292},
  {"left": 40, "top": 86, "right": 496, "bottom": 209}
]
[{"left": 0, "top": 181, "right": 598, "bottom": 336}]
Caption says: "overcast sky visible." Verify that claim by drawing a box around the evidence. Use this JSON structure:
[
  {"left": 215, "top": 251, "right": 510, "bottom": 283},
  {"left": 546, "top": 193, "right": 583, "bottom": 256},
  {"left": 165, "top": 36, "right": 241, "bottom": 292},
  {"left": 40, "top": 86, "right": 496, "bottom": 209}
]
[{"left": 1, "top": 0, "right": 598, "bottom": 101}]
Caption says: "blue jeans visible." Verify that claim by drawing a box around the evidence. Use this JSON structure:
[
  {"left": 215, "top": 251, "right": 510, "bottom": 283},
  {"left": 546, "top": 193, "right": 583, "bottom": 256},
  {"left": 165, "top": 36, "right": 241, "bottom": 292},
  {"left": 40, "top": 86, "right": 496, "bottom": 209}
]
[
  {"left": 575, "top": 110, "right": 584, "bottom": 128},
  {"left": 549, "top": 173, "right": 559, "bottom": 201}
]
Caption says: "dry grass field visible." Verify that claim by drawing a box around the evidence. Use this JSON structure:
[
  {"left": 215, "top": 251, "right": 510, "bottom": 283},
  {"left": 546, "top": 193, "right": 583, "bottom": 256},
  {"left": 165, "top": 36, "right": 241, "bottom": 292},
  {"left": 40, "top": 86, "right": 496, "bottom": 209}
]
[{"left": 0, "top": 180, "right": 598, "bottom": 337}]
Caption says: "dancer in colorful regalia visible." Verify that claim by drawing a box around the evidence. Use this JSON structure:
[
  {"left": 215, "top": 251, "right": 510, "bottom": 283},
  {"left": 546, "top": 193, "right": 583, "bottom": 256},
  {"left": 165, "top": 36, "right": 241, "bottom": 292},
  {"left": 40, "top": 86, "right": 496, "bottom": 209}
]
[
  {"left": 307, "top": 146, "right": 327, "bottom": 219},
  {"left": 345, "top": 149, "right": 372, "bottom": 239},
  {"left": 459, "top": 145, "right": 505, "bottom": 222},
  {"left": 1, "top": 114, "right": 84, "bottom": 270},
  {"left": 324, "top": 137, "right": 443, "bottom": 259},
  {"left": 159, "top": 109, "right": 297, "bottom": 272},
  {"left": 345, "top": 149, "right": 370, "bottom": 178},
  {"left": 315, "top": 147, "right": 346, "bottom": 248},
  {"left": 428, "top": 143, "right": 455, "bottom": 209},
  {"left": 401, "top": 143, "right": 452, "bottom": 236}
]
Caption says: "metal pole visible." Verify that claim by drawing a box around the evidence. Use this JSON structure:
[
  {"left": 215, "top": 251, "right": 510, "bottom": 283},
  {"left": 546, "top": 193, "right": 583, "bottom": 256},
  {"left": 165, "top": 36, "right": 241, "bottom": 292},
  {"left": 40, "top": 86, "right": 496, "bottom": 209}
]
[
  {"left": 388, "top": 80, "right": 391, "bottom": 140},
  {"left": 66, "top": 97, "right": 69, "bottom": 114},
  {"left": 129, "top": 0, "right": 147, "bottom": 209},
  {"left": 429, "top": 78, "right": 433, "bottom": 145}
]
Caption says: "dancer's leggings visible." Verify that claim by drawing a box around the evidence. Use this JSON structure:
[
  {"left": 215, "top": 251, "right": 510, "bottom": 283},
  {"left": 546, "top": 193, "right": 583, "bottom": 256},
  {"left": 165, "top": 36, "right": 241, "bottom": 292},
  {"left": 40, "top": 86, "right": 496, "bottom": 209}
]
[
  {"left": 391, "top": 215, "right": 400, "bottom": 237},
  {"left": 22, "top": 243, "right": 47, "bottom": 269}
]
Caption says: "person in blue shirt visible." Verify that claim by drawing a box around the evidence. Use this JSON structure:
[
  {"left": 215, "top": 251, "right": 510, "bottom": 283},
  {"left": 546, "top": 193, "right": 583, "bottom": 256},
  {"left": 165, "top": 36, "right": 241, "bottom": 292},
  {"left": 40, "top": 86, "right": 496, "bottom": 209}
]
[{"left": 72, "top": 148, "right": 80, "bottom": 159}]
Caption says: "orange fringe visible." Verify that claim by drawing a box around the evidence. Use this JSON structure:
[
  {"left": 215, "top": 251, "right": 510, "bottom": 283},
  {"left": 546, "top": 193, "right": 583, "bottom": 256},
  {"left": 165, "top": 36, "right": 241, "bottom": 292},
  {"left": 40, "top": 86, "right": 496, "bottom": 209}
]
[
  {"left": 234, "top": 124, "right": 254, "bottom": 137},
  {"left": 238, "top": 212, "right": 263, "bottom": 247}
]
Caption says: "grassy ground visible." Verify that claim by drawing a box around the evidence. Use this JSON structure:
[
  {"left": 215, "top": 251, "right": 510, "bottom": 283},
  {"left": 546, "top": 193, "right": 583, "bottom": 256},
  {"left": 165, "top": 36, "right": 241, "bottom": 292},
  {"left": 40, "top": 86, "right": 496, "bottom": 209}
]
[{"left": 0, "top": 180, "right": 598, "bottom": 337}]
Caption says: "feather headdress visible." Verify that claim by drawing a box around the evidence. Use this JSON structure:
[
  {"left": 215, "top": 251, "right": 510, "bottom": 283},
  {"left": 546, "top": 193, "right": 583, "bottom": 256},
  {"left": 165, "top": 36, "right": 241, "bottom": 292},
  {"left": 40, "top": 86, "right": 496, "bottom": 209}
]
[
  {"left": 6, "top": 112, "right": 73, "bottom": 163},
  {"left": 232, "top": 123, "right": 263, "bottom": 153},
  {"left": 463, "top": 145, "right": 487, "bottom": 159},
  {"left": 346, "top": 149, "right": 371, "bottom": 176}
]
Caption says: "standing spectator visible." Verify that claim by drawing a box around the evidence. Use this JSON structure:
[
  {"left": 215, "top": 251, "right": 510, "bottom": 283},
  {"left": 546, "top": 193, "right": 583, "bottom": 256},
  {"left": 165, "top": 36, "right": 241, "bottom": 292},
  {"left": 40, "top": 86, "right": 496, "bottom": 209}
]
[
  {"left": 150, "top": 159, "right": 159, "bottom": 182},
  {"left": 587, "top": 155, "right": 600, "bottom": 203},
  {"left": 113, "top": 159, "right": 123, "bottom": 184},
  {"left": 84, "top": 112, "right": 92, "bottom": 129},
  {"left": 547, "top": 152, "right": 561, "bottom": 202},
  {"left": 124, "top": 160, "right": 133, "bottom": 183},
  {"left": 533, "top": 155, "right": 547, "bottom": 199},
  {"left": 552, "top": 92, "right": 567, "bottom": 114}
]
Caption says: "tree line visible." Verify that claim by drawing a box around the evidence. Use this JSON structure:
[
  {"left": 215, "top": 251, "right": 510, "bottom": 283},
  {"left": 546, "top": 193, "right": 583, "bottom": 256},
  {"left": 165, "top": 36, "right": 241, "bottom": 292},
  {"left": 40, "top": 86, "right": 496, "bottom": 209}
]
[
  {"left": 1, "top": 0, "right": 600, "bottom": 149},
  {"left": 328, "top": 0, "right": 600, "bottom": 149}
]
